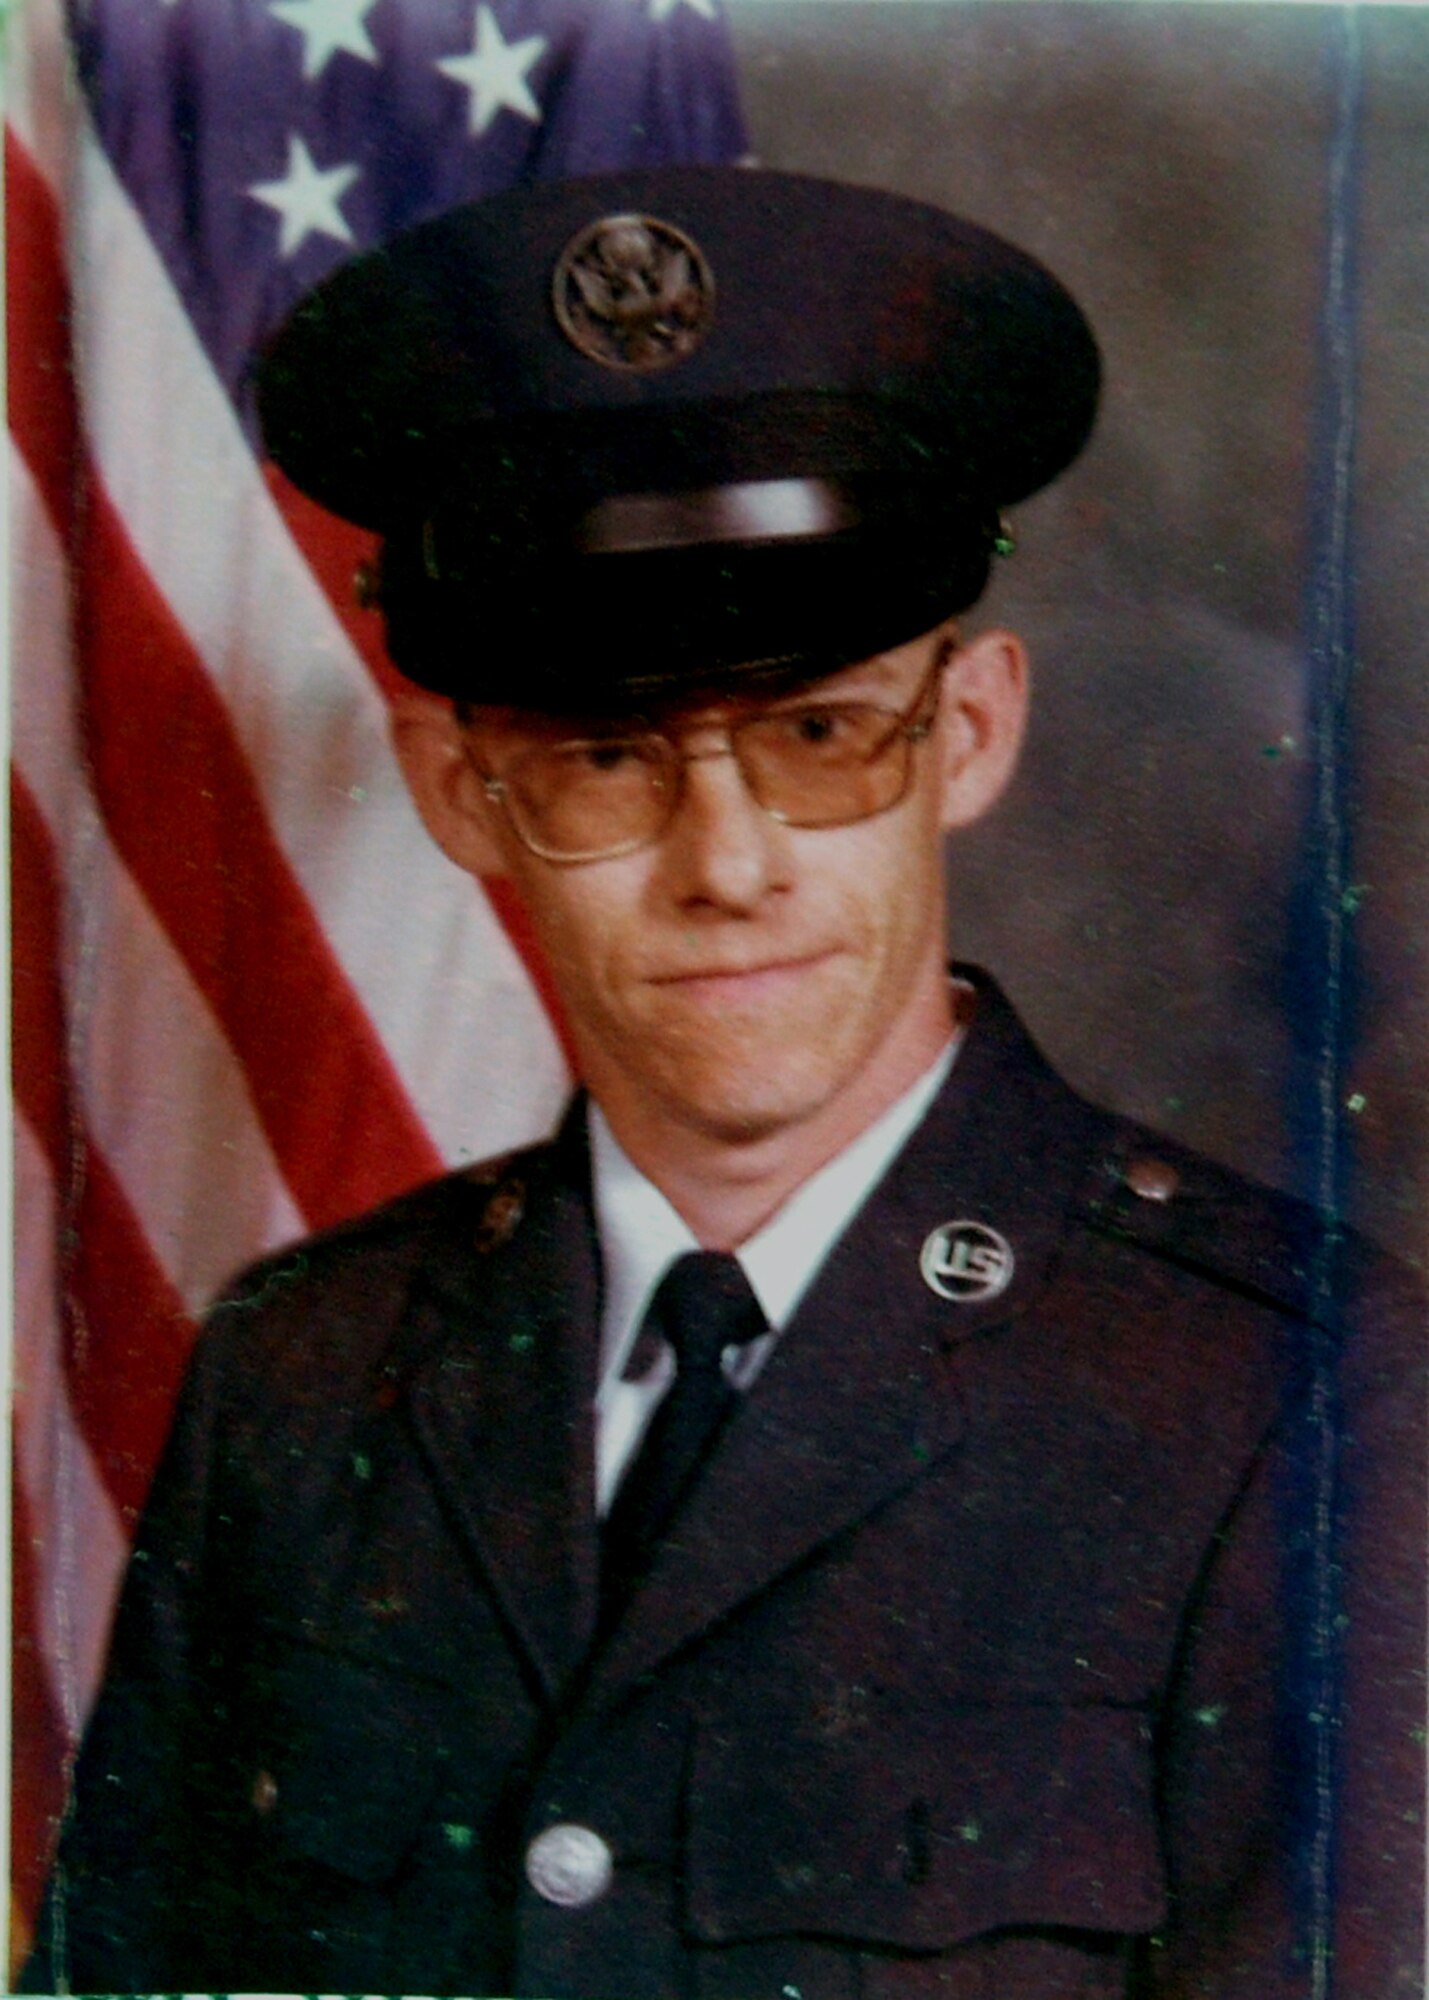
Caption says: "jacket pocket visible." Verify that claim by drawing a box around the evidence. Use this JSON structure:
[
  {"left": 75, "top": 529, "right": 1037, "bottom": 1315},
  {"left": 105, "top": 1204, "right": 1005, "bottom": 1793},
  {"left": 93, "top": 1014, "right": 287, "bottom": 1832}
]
[
  {"left": 686, "top": 1699, "right": 1166, "bottom": 1953},
  {"left": 235, "top": 1632, "right": 447, "bottom": 1884}
]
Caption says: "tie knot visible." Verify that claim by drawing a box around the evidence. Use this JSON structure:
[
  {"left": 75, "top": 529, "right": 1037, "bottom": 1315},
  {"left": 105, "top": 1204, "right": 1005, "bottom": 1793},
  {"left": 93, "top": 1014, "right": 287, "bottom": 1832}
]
[{"left": 649, "top": 1250, "right": 766, "bottom": 1376}]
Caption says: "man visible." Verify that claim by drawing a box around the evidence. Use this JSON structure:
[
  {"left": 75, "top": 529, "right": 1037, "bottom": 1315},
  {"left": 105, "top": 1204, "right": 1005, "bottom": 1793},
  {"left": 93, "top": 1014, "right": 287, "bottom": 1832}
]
[{"left": 25, "top": 168, "right": 1424, "bottom": 1997}]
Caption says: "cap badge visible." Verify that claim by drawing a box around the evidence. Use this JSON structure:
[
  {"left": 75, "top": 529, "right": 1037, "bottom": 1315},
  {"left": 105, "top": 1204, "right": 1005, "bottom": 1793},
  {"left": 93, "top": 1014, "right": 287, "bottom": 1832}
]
[
  {"left": 920, "top": 1221, "right": 1015, "bottom": 1304},
  {"left": 552, "top": 212, "right": 715, "bottom": 373}
]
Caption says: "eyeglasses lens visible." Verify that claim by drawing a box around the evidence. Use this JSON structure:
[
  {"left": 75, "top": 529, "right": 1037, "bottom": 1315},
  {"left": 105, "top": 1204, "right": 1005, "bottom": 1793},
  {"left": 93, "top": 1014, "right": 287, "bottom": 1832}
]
[
  {"left": 507, "top": 738, "right": 675, "bottom": 859},
  {"left": 737, "top": 706, "right": 907, "bottom": 828}
]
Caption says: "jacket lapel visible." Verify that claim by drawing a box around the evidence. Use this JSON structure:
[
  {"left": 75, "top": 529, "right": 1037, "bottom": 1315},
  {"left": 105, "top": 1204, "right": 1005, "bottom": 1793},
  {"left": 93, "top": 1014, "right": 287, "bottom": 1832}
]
[
  {"left": 586, "top": 972, "right": 1109, "bottom": 1702},
  {"left": 407, "top": 1111, "right": 604, "bottom": 1702}
]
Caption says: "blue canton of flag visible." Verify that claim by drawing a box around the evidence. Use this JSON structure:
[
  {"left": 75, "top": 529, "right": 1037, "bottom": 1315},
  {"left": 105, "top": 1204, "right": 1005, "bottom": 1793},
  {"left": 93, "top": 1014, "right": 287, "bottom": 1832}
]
[{"left": 68, "top": 0, "right": 749, "bottom": 423}]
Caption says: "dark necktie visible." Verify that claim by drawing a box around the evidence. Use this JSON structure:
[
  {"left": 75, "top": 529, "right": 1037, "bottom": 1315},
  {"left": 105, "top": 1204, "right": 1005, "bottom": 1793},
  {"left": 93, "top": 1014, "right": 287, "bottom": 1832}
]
[{"left": 601, "top": 1250, "right": 767, "bottom": 1623}]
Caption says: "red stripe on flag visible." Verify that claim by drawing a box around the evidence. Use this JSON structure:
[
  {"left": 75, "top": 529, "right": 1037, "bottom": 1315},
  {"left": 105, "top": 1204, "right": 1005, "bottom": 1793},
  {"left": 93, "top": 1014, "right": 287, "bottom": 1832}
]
[
  {"left": 12, "top": 771, "right": 197, "bottom": 1523},
  {"left": 4, "top": 130, "right": 77, "bottom": 540},
  {"left": 63, "top": 1151, "right": 198, "bottom": 1526},
  {"left": 10, "top": 1471, "right": 71, "bottom": 1959}
]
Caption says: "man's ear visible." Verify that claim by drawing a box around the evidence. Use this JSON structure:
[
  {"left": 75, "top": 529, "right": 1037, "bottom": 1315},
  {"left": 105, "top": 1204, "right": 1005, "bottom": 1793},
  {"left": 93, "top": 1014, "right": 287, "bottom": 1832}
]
[
  {"left": 389, "top": 693, "right": 510, "bottom": 878},
  {"left": 936, "top": 626, "right": 1030, "bottom": 832}
]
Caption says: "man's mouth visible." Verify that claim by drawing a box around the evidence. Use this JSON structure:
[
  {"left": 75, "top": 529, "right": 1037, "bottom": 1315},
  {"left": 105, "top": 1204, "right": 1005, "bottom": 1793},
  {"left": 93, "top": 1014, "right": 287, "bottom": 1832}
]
[{"left": 647, "top": 950, "right": 837, "bottom": 998}]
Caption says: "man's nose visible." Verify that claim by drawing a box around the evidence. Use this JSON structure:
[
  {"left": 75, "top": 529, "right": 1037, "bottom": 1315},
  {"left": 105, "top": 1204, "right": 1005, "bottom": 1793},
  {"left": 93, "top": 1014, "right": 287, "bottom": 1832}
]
[{"left": 662, "top": 736, "right": 790, "bottom": 912}]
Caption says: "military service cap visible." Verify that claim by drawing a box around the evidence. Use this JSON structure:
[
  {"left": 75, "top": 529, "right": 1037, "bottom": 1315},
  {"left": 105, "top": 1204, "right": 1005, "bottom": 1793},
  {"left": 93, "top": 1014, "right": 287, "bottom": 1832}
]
[{"left": 257, "top": 166, "right": 1100, "bottom": 710}]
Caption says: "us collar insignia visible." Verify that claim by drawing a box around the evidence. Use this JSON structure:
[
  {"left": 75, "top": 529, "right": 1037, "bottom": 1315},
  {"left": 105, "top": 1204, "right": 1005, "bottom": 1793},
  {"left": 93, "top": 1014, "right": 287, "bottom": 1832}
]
[
  {"left": 552, "top": 212, "right": 715, "bottom": 373},
  {"left": 920, "top": 1220, "right": 1015, "bottom": 1304}
]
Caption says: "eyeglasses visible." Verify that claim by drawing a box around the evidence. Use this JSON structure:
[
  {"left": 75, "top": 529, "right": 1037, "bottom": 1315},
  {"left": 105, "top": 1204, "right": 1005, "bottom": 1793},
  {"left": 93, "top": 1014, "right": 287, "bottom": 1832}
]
[{"left": 466, "top": 638, "right": 952, "bottom": 864}]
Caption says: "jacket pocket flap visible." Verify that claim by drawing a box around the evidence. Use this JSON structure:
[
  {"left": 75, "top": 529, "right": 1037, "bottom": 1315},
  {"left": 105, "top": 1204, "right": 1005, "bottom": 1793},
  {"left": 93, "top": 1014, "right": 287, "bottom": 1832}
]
[
  {"left": 688, "top": 1701, "right": 1166, "bottom": 1950},
  {"left": 240, "top": 1637, "right": 445, "bottom": 1884}
]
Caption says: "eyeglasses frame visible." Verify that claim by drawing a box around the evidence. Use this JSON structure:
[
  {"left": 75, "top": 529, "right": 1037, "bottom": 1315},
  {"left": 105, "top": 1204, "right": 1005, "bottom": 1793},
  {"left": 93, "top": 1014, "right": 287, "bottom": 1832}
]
[{"left": 464, "top": 632, "right": 957, "bottom": 865}]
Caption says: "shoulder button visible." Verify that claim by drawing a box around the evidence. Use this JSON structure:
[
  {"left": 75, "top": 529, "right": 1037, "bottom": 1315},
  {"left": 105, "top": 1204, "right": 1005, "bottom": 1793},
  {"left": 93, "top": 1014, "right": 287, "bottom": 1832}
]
[{"left": 1124, "top": 1155, "right": 1180, "bottom": 1204}]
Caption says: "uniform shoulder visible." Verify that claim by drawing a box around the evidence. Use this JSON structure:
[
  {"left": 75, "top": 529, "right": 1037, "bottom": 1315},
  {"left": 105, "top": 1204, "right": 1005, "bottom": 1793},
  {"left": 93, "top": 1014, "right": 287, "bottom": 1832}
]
[
  {"left": 200, "top": 1138, "right": 554, "bottom": 1385},
  {"left": 217, "top": 1142, "right": 540, "bottom": 1297},
  {"left": 1072, "top": 1116, "right": 1416, "bottom": 1330}
]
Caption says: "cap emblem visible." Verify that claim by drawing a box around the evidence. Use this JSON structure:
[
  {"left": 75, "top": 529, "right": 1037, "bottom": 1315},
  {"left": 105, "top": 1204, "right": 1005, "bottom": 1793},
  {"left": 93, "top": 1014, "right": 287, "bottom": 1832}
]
[
  {"left": 920, "top": 1220, "right": 1015, "bottom": 1304},
  {"left": 552, "top": 212, "right": 715, "bottom": 373}
]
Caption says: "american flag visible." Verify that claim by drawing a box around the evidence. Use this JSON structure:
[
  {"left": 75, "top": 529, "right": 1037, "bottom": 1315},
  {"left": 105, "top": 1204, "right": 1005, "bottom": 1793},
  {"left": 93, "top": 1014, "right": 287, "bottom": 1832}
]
[{"left": 7, "top": 0, "right": 746, "bottom": 1957}]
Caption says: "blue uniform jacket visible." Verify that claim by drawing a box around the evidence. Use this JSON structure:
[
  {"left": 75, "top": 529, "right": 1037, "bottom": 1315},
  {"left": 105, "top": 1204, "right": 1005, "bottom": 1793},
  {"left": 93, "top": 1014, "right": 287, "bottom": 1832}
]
[{"left": 24, "top": 974, "right": 1426, "bottom": 1997}]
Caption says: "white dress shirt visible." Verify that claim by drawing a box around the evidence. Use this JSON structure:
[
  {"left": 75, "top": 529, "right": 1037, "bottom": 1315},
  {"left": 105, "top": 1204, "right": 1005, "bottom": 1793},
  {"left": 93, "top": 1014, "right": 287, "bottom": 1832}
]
[{"left": 589, "top": 1033, "right": 959, "bottom": 1514}]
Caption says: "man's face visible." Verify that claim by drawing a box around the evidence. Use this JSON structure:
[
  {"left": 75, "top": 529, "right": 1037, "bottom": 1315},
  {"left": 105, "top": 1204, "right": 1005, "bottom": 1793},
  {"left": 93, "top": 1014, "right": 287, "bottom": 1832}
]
[{"left": 449, "top": 628, "right": 1018, "bottom": 1152}]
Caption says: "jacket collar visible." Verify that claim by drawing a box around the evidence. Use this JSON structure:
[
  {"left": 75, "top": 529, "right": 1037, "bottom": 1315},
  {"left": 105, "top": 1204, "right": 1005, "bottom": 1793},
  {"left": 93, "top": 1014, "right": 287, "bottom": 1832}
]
[{"left": 407, "top": 1104, "right": 604, "bottom": 1699}]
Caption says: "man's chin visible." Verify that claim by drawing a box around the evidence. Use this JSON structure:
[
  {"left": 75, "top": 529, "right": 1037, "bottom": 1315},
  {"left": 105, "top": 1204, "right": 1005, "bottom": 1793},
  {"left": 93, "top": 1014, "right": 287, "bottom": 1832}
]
[{"left": 651, "top": 1065, "right": 840, "bottom": 1149}]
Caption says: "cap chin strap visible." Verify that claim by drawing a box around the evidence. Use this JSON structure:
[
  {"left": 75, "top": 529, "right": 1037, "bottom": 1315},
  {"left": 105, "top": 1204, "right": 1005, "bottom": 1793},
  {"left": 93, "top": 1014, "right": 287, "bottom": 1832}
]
[
  {"left": 419, "top": 477, "right": 1018, "bottom": 576},
  {"left": 575, "top": 476, "right": 862, "bottom": 555}
]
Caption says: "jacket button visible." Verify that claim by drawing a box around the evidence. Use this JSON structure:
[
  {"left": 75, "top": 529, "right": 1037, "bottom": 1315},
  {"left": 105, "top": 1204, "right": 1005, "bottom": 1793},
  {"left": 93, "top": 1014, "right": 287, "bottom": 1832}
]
[
  {"left": 1124, "top": 1154, "right": 1180, "bottom": 1203},
  {"left": 251, "top": 1769, "right": 279, "bottom": 1815},
  {"left": 524, "top": 1823, "right": 614, "bottom": 1907}
]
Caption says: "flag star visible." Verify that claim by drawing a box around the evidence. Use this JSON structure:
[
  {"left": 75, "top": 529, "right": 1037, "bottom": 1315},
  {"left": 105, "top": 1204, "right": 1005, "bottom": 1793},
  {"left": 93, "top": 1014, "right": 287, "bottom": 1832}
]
[
  {"left": 248, "top": 135, "right": 361, "bottom": 259},
  {"left": 650, "top": 0, "right": 717, "bottom": 19},
  {"left": 268, "top": 0, "right": 378, "bottom": 80},
  {"left": 436, "top": 5, "right": 548, "bottom": 137}
]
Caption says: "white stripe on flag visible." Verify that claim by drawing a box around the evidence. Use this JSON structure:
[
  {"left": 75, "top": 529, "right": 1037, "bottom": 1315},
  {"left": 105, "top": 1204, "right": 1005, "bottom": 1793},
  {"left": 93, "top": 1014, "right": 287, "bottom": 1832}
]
[{"left": 4, "top": 0, "right": 74, "bottom": 186}]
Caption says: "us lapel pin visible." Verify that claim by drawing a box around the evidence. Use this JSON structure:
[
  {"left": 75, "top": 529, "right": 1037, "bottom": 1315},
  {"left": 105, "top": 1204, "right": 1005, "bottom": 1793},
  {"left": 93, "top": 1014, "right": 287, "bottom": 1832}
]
[{"left": 919, "top": 1220, "right": 1015, "bottom": 1303}]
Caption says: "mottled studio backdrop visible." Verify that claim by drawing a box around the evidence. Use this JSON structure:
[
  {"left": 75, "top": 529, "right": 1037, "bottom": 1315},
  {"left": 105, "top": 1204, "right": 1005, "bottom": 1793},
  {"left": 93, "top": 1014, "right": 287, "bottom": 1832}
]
[{"left": 728, "top": 1, "right": 1429, "bottom": 1263}]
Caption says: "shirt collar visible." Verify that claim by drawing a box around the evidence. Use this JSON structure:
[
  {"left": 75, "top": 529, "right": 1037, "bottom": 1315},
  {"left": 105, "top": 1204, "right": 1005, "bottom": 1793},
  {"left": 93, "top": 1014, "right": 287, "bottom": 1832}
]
[{"left": 590, "top": 1030, "right": 960, "bottom": 1391}]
